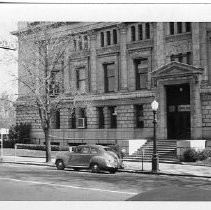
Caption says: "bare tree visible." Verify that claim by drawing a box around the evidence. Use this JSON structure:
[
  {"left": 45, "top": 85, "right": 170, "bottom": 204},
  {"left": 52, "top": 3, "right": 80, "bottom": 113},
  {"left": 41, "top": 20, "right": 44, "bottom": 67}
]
[
  {"left": 11, "top": 22, "right": 93, "bottom": 162},
  {"left": 0, "top": 91, "right": 16, "bottom": 128}
]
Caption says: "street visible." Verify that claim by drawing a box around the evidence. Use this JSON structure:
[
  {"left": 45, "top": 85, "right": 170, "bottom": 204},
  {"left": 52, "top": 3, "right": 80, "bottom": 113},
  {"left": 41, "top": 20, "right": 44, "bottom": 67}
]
[{"left": 0, "top": 163, "right": 211, "bottom": 201}]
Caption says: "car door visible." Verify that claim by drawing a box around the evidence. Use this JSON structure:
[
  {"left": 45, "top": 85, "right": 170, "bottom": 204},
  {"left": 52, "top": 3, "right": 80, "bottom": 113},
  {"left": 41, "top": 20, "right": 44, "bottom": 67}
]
[{"left": 69, "top": 146, "right": 91, "bottom": 167}]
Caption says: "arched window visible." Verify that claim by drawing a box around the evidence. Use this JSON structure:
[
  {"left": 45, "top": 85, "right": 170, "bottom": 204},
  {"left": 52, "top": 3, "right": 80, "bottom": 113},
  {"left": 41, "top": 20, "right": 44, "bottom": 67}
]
[
  {"left": 107, "top": 31, "right": 111, "bottom": 45},
  {"left": 145, "top": 23, "right": 150, "bottom": 39},
  {"left": 131, "top": 26, "right": 136, "bottom": 41},
  {"left": 100, "top": 32, "right": 104, "bottom": 47},
  {"left": 113, "top": 29, "right": 117, "bottom": 44}
]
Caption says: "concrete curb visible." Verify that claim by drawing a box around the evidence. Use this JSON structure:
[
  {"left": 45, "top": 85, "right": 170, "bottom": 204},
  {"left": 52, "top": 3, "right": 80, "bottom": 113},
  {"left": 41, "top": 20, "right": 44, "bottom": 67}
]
[{"left": 1, "top": 160, "right": 211, "bottom": 179}]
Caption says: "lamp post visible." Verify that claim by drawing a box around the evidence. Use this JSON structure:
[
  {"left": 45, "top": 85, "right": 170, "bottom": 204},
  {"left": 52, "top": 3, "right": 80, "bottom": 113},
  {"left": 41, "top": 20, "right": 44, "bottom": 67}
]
[{"left": 151, "top": 99, "right": 159, "bottom": 173}]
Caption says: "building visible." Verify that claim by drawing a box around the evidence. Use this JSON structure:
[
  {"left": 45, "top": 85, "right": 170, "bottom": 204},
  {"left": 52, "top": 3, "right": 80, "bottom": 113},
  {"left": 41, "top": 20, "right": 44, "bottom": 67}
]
[{"left": 13, "top": 22, "right": 211, "bottom": 153}]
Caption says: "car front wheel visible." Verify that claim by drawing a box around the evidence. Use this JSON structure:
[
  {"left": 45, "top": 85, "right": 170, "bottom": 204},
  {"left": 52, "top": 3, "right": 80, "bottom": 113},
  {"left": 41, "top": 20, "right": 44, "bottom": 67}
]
[
  {"left": 91, "top": 163, "right": 100, "bottom": 173},
  {"left": 109, "top": 168, "right": 116, "bottom": 174},
  {"left": 56, "top": 160, "right": 65, "bottom": 170}
]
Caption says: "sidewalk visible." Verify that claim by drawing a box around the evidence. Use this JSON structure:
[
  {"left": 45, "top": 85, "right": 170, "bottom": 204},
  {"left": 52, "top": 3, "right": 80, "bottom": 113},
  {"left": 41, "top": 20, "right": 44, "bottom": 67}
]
[{"left": 1, "top": 155, "right": 211, "bottom": 179}]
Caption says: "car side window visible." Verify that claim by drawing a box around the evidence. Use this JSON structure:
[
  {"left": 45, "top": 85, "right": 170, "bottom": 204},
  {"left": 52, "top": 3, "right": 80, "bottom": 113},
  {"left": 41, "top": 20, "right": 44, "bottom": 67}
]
[
  {"left": 90, "top": 148, "right": 98, "bottom": 154},
  {"left": 80, "top": 147, "right": 90, "bottom": 154}
]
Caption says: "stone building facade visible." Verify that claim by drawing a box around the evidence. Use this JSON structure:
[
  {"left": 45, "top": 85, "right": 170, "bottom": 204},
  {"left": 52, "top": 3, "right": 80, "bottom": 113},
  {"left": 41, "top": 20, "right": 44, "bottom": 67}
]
[{"left": 14, "top": 22, "right": 211, "bottom": 152}]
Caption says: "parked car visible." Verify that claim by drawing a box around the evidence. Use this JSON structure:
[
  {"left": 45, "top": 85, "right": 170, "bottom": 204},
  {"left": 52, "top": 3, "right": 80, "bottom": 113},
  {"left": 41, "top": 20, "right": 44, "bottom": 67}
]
[
  {"left": 102, "top": 146, "right": 124, "bottom": 169},
  {"left": 55, "top": 144, "right": 119, "bottom": 174}
]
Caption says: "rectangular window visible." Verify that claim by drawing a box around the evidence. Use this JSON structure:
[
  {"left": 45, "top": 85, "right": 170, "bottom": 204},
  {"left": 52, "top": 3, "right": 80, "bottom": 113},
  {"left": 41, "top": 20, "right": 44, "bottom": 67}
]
[
  {"left": 186, "top": 52, "right": 192, "bottom": 65},
  {"left": 145, "top": 23, "right": 150, "bottom": 39},
  {"left": 113, "top": 29, "right": 117, "bottom": 44},
  {"left": 109, "top": 106, "right": 117, "bottom": 128},
  {"left": 73, "top": 39, "right": 77, "bottom": 51},
  {"left": 170, "top": 52, "right": 192, "bottom": 65},
  {"left": 101, "top": 32, "right": 104, "bottom": 47},
  {"left": 177, "top": 22, "right": 182, "bottom": 33},
  {"left": 98, "top": 107, "right": 104, "bottom": 129},
  {"left": 68, "top": 108, "right": 76, "bottom": 129},
  {"left": 107, "top": 31, "right": 111, "bottom": 45},
  {"left": 78, "top": 36, "right": 83, "bottom": 50},
  {"left": 185, "top": 22, "right": 191, "bottom": 32},
  {"left": 170, "top": 22, "right": 174, "bottom": 35},
  {"left": 138, "top": 24, "right": 143, "bottom": 40},
  {"left": 135, "top": 105, "right": 144, "bottom": 128},
  {"left": 79, "top": 107, "right": 87, "bottom": 128},
  {"left": 178, "top": 53, "right": 183, "bottom": 63},
  {"left": 84, "top": 35, "right": 88, "bottom": 50},
  {"left": 135, "top": 59, "right": 148, "bottom": 90},
  {"left": 76, "top": 68, "right": 86, "bottom": 92},
  {"left": 104, "top": 63, "right": 115, "bottom": 93},
  {"left": 52, "top": 110, "right": 60, "bottom": 129},
  {"left": 131, "top": 26, "right": 136, "bottom": 41}
]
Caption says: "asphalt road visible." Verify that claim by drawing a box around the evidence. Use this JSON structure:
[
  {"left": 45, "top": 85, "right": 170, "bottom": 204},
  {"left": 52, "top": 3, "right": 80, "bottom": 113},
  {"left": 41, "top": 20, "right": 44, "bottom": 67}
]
[{"left": 0, "top": 163, "right": 211, "bottom": 201}]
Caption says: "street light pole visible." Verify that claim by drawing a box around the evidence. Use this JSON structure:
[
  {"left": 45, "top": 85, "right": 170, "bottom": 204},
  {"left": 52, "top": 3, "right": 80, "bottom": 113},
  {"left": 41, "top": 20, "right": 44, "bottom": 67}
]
[{"left": 151, "top": 100, "right": 159, "bottom": 173}]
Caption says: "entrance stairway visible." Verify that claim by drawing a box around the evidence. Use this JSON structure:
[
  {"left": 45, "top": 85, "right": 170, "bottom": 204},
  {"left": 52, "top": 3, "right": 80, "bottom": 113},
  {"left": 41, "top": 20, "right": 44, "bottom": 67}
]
[{"left": 125, "top": 140, "right": 179, "bottom": 163}]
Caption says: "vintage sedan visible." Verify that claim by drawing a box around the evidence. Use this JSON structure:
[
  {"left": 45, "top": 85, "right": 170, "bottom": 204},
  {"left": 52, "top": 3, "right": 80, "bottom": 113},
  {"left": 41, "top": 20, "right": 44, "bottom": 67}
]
[{"left": 55, "top": 144, "right": 119, "bottom": 173}]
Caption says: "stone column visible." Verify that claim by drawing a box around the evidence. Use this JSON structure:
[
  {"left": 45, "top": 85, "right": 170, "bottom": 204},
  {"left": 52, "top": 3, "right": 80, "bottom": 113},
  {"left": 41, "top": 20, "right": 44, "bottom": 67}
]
[
  {"left": 200, "top": 22, "right": 208, "bottom": 81},
  {"left": 88, "top": 30, "right": 97, "bottom": 93},
  {"left": 191, "top": 79, "right": 203, "bottom": 139},
  {"left": 192, "top": 22, "right": 201, "bottom": 67},
  {"left": 154, "top": 22, "right": 165, "bottom": 69},
  {"left": 119, "top": 23, "right": 128, "bottom": 91},
  {"left": 207, "top": 33, "right": 211, "bottom": 84}
]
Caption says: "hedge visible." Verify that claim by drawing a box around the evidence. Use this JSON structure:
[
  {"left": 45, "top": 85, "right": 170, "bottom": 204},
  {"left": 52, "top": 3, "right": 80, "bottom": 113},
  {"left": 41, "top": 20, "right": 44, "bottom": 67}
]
[
  {"left": 15, "top": 144, "right": 69, "bottom": 151},
  {"left": 181, "top": 148, "right": 211, "bottom": 162}
]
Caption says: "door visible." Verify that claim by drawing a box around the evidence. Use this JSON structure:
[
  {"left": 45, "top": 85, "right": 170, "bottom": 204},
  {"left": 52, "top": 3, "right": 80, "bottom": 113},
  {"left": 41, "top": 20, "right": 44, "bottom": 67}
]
[
  {"left": 69, "top": 146, "right": 91, "bottom": 167},
  {"left": 166, "top": 84, "right": 191, "bottom": 139}
]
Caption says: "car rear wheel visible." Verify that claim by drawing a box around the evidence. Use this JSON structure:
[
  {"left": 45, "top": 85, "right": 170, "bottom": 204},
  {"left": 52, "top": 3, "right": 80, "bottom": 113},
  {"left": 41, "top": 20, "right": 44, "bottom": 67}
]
[
  {"left": 91, "top": 163, "right": 100, "bottom": 173},
  {"left": 72, "top": 167, "right": 80, "bottom": 171},
  {"left": 56, "top": 160, "right": 65, "bottom": 170},
  {"left": 109, "top": 168, "right": 116, "bottom": 174}
]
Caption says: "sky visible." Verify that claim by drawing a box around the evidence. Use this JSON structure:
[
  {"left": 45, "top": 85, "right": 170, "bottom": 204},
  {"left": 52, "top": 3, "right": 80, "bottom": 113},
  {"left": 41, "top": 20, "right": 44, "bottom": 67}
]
[{"left": 0, "top": 21, "right": 18, "bottom": 97}]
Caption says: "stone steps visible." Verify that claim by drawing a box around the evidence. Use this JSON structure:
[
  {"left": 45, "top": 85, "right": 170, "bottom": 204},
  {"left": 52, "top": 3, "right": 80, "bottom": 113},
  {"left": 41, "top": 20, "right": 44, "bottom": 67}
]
[{"left": 130, "top": 140, "right": 178, "bottom": 161}]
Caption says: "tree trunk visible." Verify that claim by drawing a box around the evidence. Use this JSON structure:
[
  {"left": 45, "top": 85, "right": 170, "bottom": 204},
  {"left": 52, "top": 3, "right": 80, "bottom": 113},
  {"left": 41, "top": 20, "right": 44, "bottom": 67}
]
[{"left": 44, "top": 128, "right": 51, "bottom": 163}]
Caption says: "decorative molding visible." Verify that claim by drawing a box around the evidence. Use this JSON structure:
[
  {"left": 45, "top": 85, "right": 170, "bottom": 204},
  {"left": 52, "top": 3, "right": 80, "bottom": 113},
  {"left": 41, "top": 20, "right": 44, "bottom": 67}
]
[
  {"left": 151, "top": 61, "right": 203, "bottom": 87},
  {"left": 165, "top": 33, "right": 192, "bottom": 43},
  {"left": 96, "top": 45, "right": 120, "bottom": 56},
  {"left": 126, "top": 39, "right": 154, "bottom": 51},
  {"left": 69, "top": 50, "right": 90, "bottom": 60},
  {"left": 118, "top": 23, "right": 127, "bottom": 33},
  {"left": 87, "top": 30, "right": 97, "bottom": 40}
]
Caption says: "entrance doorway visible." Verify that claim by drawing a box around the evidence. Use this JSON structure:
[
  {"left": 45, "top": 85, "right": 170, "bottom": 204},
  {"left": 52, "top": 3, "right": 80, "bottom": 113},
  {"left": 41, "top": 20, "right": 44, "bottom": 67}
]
[{"left": 166, "top": 83, "right": 191, "bottom": 139}]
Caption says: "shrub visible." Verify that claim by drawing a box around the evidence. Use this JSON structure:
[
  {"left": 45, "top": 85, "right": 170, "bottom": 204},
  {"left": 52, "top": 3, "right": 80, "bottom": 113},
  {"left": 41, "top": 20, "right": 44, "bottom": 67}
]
[
  {"left": 3, "top": 139, "right": 15, "bottom": 148},
  {"left": 198, "top": 149, "right": 211, "bottom": 161},
  {"left": 109, "top": 144, "right": 125, "bottom": 158},
  {"left": 8, "top": 123, "right": 31, "bottom": 144},
  {"left": 182, "top": 148, "right": 198, "bottom": 162}
]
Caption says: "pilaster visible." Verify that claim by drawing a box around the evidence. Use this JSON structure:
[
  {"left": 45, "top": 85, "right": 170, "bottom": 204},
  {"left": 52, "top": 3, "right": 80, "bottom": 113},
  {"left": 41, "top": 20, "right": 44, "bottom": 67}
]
[
  {"left": 192, "top": 22, "right": 201, "bottom": 67},
  {"left": 119, "top": 23, "right": 128, "bottom": 91},
  {"left": 154, "top": 22, "right": 165, "bottom": 69},
  {"left": 88, "top": 30, "right": 97, "bottom": 93}
]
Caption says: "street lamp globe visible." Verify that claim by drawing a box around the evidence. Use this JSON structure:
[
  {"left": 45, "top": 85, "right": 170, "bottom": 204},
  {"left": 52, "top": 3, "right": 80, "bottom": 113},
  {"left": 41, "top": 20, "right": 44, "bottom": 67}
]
[{"left": 151, "top": 100, "right": 159, "bottom": 112}]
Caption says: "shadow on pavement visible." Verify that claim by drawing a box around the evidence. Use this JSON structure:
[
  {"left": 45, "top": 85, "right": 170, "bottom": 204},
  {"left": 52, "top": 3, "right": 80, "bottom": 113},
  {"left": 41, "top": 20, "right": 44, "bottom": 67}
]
[{"left": 127, "top": 186, "right": 211, "bottom": 201}]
